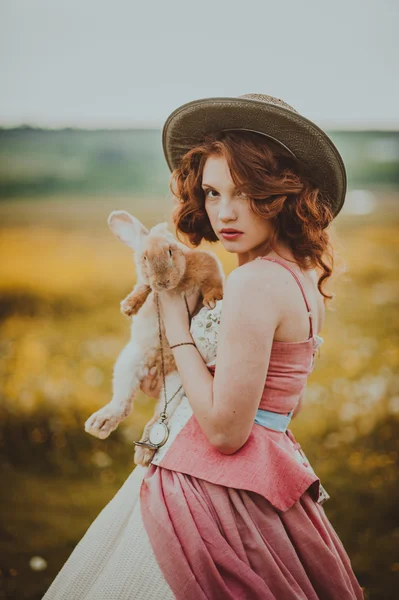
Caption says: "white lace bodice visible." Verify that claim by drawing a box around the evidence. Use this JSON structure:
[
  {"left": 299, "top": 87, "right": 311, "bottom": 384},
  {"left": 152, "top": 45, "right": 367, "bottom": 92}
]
[{"left": 188, "top": 300, "right": 222, "bottom": 367}]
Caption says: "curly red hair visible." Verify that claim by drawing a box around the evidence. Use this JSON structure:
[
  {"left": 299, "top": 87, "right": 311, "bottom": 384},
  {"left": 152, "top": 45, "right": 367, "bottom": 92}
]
[{"left": 170, "top": 130, "right": 339, "bottom": 301}]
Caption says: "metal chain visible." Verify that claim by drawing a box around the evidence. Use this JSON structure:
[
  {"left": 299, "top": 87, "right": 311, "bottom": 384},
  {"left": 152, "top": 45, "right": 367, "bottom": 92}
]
[{"left": 155, "top": 292, "right": 192, "bottom": 421}]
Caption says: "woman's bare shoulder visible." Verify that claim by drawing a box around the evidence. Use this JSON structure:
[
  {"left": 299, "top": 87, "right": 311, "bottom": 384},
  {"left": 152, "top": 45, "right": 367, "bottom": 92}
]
[
  {"left": 227, "top": 258, "right": 291, "bottom": 297},
  {"left": 232, "top": 259, "right": 325, "bottom": 337},
  {"left": 226, "top": 259, "right": 294, "bottom": 317}
]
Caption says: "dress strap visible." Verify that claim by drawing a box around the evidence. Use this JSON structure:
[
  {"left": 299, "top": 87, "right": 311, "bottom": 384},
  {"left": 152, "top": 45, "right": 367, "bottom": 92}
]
[{"left": 256, "top": 256, "right": 314, "bottom": 338}]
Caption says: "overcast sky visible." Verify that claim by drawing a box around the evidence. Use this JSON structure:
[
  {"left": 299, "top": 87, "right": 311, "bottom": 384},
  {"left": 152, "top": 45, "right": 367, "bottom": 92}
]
[{"left": 1, "top": 0, "right": 398, "bottom": 129}]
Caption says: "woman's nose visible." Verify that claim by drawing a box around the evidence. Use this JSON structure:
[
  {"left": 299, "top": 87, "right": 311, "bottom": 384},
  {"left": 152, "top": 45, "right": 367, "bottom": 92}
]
[{"left": 218, "top": 199, "right": 236, "bottom": 221}]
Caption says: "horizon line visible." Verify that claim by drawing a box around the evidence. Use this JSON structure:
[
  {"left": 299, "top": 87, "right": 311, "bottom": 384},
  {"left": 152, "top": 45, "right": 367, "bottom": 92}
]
[{"left": 1, "top": 119, "right": 399, "bottom": 132}]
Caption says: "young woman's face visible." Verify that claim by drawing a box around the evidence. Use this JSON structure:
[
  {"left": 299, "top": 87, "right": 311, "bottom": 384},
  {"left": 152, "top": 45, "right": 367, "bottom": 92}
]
[{"left": 202, "top": 154, "right": 274, "bottom": 259}]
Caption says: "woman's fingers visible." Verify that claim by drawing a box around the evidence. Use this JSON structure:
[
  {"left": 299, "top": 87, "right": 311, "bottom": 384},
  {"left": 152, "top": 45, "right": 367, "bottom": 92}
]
[
  {"left": 186, "top": 289, "right": 201, "bottom": 314},
  {"left": 140, "top": 367, "right": 162, "bottom": 397},
  {"left": 149, "top": 366, "right": 158, "bottom": 389},
  {"left": 141, "top": 376, "right": 154, "bottom": 394},
  {"left": 141, "top": 378, "right": 154, "bottom": 396},
  {"left": 149, "top": 374, "right": 158, "bottom": 390}
]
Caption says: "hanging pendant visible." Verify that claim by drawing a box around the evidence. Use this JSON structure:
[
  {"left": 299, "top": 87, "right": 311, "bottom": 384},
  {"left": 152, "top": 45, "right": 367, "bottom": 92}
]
[
  {"left": 148, "top": 420, "right": 169, "bottom": 447},
  {"left": 148, "top": 411, "right": 169, "bottom": 447},
  {"left": 133, "top": 293, "right": 188, "bottom": 453},
  {"left": 133, "top": 412, "right": 169, "bottom": 449}
]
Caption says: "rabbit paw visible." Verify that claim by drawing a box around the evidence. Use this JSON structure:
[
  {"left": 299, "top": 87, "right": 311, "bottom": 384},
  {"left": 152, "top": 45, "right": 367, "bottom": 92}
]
[
  {"left": 84, "top": 405, "right": 124, "bottom": 439},
  {"left": 133, "top": 412, "right": 161, "bottom": 466},
  {"left": 202, "top": 290, "right": 223, "bottom": 309},
  {"left": 134, "top": 443, "right": 156, "bottom": 467},
  {"left": 120, "top": 297, "right": 136, "bottom": 317}
]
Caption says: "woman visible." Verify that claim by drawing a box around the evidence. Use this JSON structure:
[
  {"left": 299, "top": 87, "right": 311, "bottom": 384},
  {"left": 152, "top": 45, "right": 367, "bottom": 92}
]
[{"left": 43, "top": 94, "right": 364, "bottom": 599}]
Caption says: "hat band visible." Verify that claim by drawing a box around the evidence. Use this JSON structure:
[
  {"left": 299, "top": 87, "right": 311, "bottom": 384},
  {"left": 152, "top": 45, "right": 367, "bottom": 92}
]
[{"left": 220, "top": 128, "right": 297, "bottom": 159}]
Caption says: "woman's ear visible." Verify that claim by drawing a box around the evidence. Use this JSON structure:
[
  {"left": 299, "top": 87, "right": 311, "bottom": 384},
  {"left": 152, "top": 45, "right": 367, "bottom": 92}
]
[{"left": 107, "top": 211, "right": 149, "bottom": 251}]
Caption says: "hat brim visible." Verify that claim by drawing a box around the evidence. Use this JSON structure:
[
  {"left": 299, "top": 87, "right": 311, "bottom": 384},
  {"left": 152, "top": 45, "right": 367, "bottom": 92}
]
[{"left": 162, "top": 96, "right": 347, "bottom": 218}]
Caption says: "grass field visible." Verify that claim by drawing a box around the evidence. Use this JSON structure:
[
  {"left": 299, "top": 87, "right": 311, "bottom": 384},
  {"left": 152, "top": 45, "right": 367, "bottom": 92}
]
[{"left": 0, "top": 193, "right": 398, "bottom": 599}]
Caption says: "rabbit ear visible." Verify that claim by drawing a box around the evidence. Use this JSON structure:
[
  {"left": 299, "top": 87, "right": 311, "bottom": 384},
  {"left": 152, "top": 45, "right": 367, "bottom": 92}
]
[
  {"left": 107, "top": 211, "right": 148, "bottom": 250},
  {"left": 150, "top": 221, "right": 170, "bottom": 235},
  {"left": 150, "top": 221, "right": 177, "bottom": 244}
]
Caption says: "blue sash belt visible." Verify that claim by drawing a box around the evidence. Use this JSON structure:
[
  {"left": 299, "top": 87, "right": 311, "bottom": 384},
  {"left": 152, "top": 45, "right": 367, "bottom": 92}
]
[{"left": 254, "top": 409, "right": 293, "bottom": 433}]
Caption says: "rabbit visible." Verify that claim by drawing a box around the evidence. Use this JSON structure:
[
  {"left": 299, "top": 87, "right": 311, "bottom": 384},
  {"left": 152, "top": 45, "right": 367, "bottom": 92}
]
[{"left": 84, "top": 210, "right": 225, "bottom": 467}]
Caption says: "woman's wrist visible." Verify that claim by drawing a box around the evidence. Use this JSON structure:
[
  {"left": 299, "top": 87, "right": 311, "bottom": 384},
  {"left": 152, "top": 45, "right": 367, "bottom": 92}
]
[
  {"left": 166, "top": 325, "right": 193, "bottom": 348},
  {"left": 168, "top": 334, "right": 194, "bottom": 348},
  {"left": 170, "top": 341, "right": 196, "bottom": 350},
  {"left": 166, "top": 324, "right": 194, "bottom": 346}
]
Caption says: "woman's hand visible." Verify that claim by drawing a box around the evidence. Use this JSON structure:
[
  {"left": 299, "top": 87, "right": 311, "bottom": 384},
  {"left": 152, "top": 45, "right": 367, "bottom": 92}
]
[
  {"left": 157, "top": 289, "right": 200, "bottom": 345},
  {"left": 140, "top": 367, "right": 163, "bottom": 399},
  {"left": 140, "top": 290, "right": 199, "bottom": 398}
]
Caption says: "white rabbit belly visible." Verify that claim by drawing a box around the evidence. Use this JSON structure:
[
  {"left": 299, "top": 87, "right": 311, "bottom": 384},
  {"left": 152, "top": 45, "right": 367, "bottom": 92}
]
[{"left": 129, "top": 309, "right": 160, "bottom": 349}]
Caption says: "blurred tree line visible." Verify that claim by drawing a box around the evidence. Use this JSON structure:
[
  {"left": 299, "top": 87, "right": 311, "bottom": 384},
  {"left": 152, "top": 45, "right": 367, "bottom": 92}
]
[{"left": 0, "top": 127, "right": 398, "bottom": 199}]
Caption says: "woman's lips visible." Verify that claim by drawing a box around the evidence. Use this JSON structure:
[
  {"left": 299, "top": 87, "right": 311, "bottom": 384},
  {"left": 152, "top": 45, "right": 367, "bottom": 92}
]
[{"left": 220, "top": 231, "right": 243, "bottom": 240}]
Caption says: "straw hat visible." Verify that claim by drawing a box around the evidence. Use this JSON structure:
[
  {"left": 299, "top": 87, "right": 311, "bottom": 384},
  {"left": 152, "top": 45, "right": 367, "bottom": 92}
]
[{"left": 162, "top": 93, "right": 347, "bottom": 218}]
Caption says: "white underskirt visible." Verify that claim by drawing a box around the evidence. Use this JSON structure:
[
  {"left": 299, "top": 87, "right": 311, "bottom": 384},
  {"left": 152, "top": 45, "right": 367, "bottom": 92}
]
[{"left": 42, "top": 464, "right": 175, "bottom": 600}]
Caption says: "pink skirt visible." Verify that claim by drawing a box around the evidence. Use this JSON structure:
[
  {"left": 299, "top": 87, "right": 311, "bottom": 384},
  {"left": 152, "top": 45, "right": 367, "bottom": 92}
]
[{"left": 140, "top": 464, "right": 364, "bottom": 600}]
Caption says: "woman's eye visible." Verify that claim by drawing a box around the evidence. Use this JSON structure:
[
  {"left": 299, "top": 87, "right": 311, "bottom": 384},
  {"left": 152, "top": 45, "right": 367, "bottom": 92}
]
[{"left": 205, "top": 189, "right": 245, "bottom": 199}]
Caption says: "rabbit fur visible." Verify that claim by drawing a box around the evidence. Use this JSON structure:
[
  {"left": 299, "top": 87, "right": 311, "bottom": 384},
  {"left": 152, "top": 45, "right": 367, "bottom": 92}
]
[{"left": 84, "top": 210, "right": 224, "bottom": 467}]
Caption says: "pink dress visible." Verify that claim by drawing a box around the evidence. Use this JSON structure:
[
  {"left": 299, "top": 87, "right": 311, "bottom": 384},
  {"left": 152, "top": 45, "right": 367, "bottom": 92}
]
[
  {"left": 42, "top": 257, "right": 364, "bottom": 600},
  {"left": 140, "top": 257, "right": 364, "bottom": 599}
]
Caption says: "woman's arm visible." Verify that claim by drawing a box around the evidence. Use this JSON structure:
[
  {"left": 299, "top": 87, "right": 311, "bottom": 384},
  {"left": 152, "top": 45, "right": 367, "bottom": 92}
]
[{"left": 159, "top": 261, "right": 282, "bottom": 454}]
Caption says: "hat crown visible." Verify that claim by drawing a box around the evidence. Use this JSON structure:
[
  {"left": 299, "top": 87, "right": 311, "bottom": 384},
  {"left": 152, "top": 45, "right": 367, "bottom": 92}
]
[{"left": 239, "top": 93, "right": 298, "bottom": 114}]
